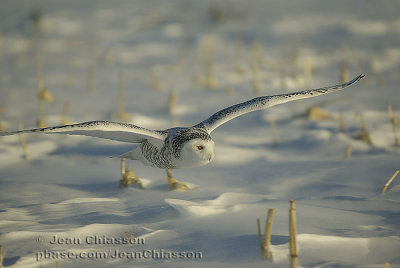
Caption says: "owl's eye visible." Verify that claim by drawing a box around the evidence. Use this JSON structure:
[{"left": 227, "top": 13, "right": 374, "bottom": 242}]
[{"left": 196, "top": 145, "right": 204, "bottom": 150}]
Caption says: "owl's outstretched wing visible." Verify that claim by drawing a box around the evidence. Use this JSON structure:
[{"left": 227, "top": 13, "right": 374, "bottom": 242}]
[
  {"left": 0, "top": 121, "right": 166, "bottom": 143},
  {"left": 194, "top": 74, "right": 365, "bottom": 133}
]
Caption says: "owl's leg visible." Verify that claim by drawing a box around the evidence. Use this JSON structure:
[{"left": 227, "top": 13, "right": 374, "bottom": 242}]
[
  {"left": 120, "top": 158, "right": 144, "bottom": 189},
  {"left": 166, "top": 169, "right": 192, "bottom": 191}
]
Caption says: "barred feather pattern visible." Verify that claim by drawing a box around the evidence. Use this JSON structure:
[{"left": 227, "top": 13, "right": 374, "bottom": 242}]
[
  {"left": 140, "top": 128, "right": 211, "bottom": 169},
  {"left": 140, "top": 140, "right": 174, "bottom": 169}
]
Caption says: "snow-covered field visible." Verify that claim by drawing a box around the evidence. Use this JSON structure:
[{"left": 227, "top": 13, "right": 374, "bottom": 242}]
[{"left": 1, "top": 0, "right": 400, "bottom": 267}]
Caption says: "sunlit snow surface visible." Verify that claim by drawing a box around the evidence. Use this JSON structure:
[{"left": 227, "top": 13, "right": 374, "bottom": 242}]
[{"left": 1, "top": 0, "right": 400, "bottom": 267}]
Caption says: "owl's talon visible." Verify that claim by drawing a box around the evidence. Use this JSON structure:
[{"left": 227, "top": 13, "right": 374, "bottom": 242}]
[
  {"left": 120, "top": 172, "right": 144, "bottom": 188},
  {"left": 166, "top": 169, "right": 192, "bottom": 191},
  {"left": 120, "top": 159, "right": 144, "bottom": 189}
]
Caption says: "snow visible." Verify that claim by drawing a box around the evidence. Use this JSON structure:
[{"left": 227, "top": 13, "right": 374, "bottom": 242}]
[{"left": 1, "top": 0, "right": 400, "bottom": 267}]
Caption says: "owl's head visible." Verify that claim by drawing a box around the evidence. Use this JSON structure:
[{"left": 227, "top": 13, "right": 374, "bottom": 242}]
[{"left": 170, "top": 128, "right": 215, "bottom": 168}]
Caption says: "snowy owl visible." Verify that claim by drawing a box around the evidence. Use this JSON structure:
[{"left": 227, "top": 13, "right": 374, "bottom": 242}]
[{"left": 1, "top": 75, "right": 364, "bottom": 188}]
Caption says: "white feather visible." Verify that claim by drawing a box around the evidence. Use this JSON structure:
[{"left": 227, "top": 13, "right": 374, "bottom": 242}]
[
  {"left": 0, "top": 121, "right": 166, "bottom": 144},
  {"left": 0, "top": 75, "right": 364, "bottom": 169},
  {"left": 194, "top": 74, "right": 365, "bottom": 133}
]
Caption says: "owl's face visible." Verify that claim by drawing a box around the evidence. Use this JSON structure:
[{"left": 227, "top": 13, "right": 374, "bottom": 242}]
[{"left": 177, "top": 138, "right": 215, "bottom": 168}]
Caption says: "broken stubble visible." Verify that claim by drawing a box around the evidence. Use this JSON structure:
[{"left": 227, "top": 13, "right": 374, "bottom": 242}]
[
  {"left": 61, "top": 101, "right": 72, "bottom": 125},
  {"left": 0, "top": 106, "right": 3, "bottom": 131},
  {"left": 289, "top": 200, "right": 299, "bottom": 268},
  {"left": 354, "top": 114, "right": 373, "bottom": 146},
  {"left": 37, "top": 62, "right": 54, "bottom": 128},
  {"left": 381, "top": 169, "right": 399, "bottom": 195},
  {"left": 256, "top": 208, "right": 275, "bottom": 260},
  {"left": 339, "top": 112, "right": 344, "bottom": 132},
  {"left": 345, "top": 144, "right": 352, "bottom": 159},
  {"left": 0, "top": 245, "right": 6, "bottom": 268},
  {"left": 387, "top": 103, "right": 400, "bottom": 147},
  {"left": 18, "top": 121, "right": 29, "bottom": 159},
  {"left": 340, "top": 61, "right": 349, "bottom": 84},
  {"left": 167, "top": 90, "right": 177, "bottom": 115},
  {"left": 252, "top": 61, "right": 262, "bottom": 97},
  {"left": 117, "top": 72, "right": 132, "bottom": 122}
]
